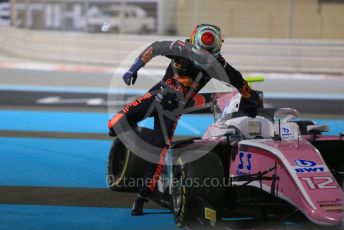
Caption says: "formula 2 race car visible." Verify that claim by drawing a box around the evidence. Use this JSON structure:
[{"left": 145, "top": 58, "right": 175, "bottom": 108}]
[{"left": 107, "top": 77, "right": 344, "bottom": 229}]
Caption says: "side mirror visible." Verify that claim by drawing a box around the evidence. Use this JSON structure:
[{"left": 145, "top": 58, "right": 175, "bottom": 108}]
[
  {"left": 307, "top": 125, "right": 329, "bottom": 133},
  {"left": 210, "top": 128, "right": 236, "bottom": 137}
]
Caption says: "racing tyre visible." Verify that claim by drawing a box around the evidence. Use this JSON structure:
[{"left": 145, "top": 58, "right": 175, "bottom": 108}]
[
  {"left": 107, "top": 137, "right": 149, "bottom": 192},
  {"left": 172, "top": 152, "right": 225, "bottom": 228}
]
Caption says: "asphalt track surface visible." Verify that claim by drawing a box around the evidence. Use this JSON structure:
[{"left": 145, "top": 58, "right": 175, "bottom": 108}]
[
  {"left": 0, "top": 68, "right": 343, "bottom": 229},
  {"left": 1, "top": 67, "right": 344, "bottom": 94},
  {"left": 1, "top": 90, "right": 344, "bottom": 115}
]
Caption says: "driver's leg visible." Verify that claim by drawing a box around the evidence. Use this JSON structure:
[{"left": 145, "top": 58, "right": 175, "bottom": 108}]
[
  {"left": 132, "top": 114, "right": 180, "bottom": 216},
  {"left": 108, "top": 91, "right": 154, "bottom": 134}
]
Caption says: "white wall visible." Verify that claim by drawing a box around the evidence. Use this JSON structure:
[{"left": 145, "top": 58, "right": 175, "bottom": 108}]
[{"left": 1, "top": 27, "right": 344, "bottom": 74}]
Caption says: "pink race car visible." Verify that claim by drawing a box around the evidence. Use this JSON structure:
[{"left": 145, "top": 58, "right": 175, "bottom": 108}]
[{"left": 107, "top": 78, "right": 344, "bottom": 229}]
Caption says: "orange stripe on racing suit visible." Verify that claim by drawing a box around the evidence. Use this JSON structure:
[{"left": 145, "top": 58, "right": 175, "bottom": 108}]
[
  {"left": 108, "top": 113, "right": 124, "bottom": 128},
  {"left": 108, "top": 92, "right": 153, "bottom": 129},
  {"left": 239, "top": 81, "right": 252, "bottom": 98},
  {"left": 148, "top": 115, "right": 180, "bottom": 192},
  {"left": 173, "top": 75, "right": 196, "bottom": 88},
  {"left": 148, "top": 147, "right": 168, "bottom": 192},
  {"left": 122, "top": 92, "right": 153, "bottom": 114}
]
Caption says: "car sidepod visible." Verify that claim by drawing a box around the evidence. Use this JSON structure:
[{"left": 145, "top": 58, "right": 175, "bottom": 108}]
[{"left": 230, "top": 139, "right": 344, "bottom": 226}]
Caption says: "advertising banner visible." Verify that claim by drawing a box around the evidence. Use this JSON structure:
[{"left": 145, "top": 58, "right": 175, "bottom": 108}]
[
  {"left": 13, "top": 0, "right": 162, "bottom": 34},
  {"left": 0, "top": 0, "right": 10, "bottom": 26}
]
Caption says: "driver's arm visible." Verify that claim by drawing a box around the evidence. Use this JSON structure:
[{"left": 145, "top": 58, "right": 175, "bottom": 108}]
[
  {"left": 122, "top": 40, "right": 187, "bottom": 85},
  {"left": 126, "top": 40, "right": 186, "bottom": 74},
  {"left": 218, "top": 55, "right": 256, "bottom": 104},
  {"left": 217, "top": 55, "right": 259, "bottom": 117}
]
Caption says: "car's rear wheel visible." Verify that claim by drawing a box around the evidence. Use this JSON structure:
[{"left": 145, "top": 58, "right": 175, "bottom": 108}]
[
  {"left": 172, "top": 152, "right": 225, "bottom": 228},
  {"left": 107, "top": 137, "right": 149, "bottom": 192}
]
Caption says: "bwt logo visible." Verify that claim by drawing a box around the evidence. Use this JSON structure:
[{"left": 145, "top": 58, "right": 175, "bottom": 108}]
[
  {"left": 281, "top": 127, "right": 292, "bottom": 137},
  {"left": 295, "top": 159, "right": 317, "bottom": 167},
  {"left": 294, "top": 159, "right": 327, "bottom": 173},
  {"left": 282, "top": 127, "right": 290, "bottom": 133}
]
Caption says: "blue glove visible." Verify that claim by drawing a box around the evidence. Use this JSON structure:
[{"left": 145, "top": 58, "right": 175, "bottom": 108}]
[
  {"left": 122, "top": 58, "right": 145, "bottom": 86},
  {"left": 123, "top": 71, "right": 138, "bottom": 86}
]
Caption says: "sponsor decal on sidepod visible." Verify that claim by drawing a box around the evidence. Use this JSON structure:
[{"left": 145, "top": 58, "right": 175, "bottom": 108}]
[
  {"left": 281, "top": 127, "right": 292, "bottom": 138},
  {"left": 294, "top": 159, "right": 328, "bottom": 173},
  {"left": 236, "top": 152, "right": 252, "bottom": 176}
]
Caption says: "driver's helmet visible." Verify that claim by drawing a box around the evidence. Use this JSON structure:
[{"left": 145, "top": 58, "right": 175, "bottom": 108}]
[{"left": 188, "top": 24, "right": 223, "bottom": 57}]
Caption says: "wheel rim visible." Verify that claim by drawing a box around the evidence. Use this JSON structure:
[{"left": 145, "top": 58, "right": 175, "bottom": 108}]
[
  {"left": 108, "top": 144, "right": 128, "bottom": 187},
  {"left": 172, "top": 172, "right": 182, "bottom": 213}
]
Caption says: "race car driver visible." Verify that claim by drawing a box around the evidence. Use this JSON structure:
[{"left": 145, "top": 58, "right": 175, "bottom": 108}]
[{"left": 108, "top": 24, "right": 259, "bottom": 216}]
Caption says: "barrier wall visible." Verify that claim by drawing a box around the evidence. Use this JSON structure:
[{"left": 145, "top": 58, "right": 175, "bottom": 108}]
[
  {"left": 0, "top": 27, "right": 344, "bottom": 74},
  {"left": 176, "top": 0, "right": 344, "bottom": 39}
]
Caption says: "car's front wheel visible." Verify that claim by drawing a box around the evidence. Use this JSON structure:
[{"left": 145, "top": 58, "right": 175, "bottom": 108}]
[{"left": 172, "top": 151, "right": 225, "bottom": 228}]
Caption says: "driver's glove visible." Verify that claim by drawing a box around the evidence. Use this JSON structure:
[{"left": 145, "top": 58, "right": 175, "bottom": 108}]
[
  {"left": 244, "top": 105, "right": 258, "bottom": 118},
  {"left": 242, "top": 90, "right": 261, "bottom": 118},
  {"left": 123, "top": 71, "right": 138, "bottom": 86},
  {"left": 122, "top": 58, "right": 145, "bottom": 86}
]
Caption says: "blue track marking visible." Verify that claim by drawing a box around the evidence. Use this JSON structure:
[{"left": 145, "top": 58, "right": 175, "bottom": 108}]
[
  {"left": 0, "top": 110, "right": 110, "bottom": 134},
  {"left": 283, "top": 221, "right": 296, "bottom": 225},
  {"left": 0, "top": 109, "right": 343, "bottom": 136},
  {"left": 0, "top": 205, "right": 177, "bottom": 230},
  {"left": 0, "top": 110, "right": 213, "bottom": 136},
  {"left": 222, "top": 217, "right": 255, "bottom": 221},
  {"left": 0, "top": 137, "right": 111, "bottom": 187}
]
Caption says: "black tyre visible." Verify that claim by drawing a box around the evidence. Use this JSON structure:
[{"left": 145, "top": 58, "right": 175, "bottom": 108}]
[
  {"left": 172, "top": 152, "right": 225, "bottom": 227},
  {"left": 107, "top": 137, "right": 149, "bottom": 192},
  {"left": 312, "top": 140, "right": 344, "bottom": 189}
]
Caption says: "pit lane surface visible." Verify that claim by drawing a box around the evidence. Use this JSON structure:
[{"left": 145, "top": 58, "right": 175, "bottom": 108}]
[{"left": 0, "top": 68, "right": 343, "bottom": 230}]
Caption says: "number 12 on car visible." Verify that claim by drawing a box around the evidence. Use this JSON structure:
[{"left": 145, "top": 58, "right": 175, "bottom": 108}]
[{"left": 300, "top": 176, "right": 338, "bottom": 190}]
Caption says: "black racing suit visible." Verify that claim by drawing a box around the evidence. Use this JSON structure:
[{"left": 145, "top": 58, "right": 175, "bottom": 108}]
[{"left": 108, "top": 40, "right": 258, "bottom": 197}]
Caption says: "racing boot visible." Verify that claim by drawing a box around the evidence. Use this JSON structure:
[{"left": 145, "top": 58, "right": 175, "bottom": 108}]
[
  {"left": 131, "top": 195, "right": 148, "bottom": 216},
  {"left": 108, "top": 127, "right": 117, "bottom": 137}
]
